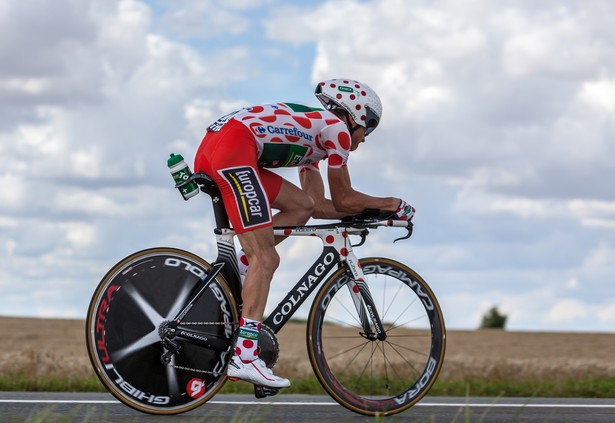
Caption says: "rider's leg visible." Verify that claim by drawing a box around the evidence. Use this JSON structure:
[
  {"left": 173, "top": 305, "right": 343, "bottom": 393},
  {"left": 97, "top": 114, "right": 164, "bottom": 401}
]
[
  {"left": 237, "top": 226, "right": 278, "bottom": 321},
  {"left": 228, "top": 226, "right": 290, "bottom": 388},
  {"left": 230, "top": 178, "right": 315, "bottom": 387},
  {"left": 237, "top": 177, "right": 314, "bottom": 318},
  {"left": 270, "top": 176, "right": 315, "bottom": 231},
  {"left": 237, "top": 176, "right": 314, "bottom": 274},
  {"left": 194, "top": 125, "right": 302, "bottom": 387}
]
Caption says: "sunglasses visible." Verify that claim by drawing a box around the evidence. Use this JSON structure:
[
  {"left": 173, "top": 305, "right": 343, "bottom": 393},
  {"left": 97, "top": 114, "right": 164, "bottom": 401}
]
[{"left": 364, "top": 108, "right": 379, "bottom": 136}]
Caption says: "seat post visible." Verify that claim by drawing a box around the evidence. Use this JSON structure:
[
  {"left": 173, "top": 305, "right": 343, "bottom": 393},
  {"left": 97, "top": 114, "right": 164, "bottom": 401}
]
[
  {"left": 210, "top": 193, "right": 231, "bottom": 230},
  {"left": 191, "top": 173, "right": 232, "bottom": 230}
]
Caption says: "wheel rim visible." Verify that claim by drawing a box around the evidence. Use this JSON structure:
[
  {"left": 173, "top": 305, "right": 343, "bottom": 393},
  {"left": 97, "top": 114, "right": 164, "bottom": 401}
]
[{"left": 309, "top": 258, "right": 445, "bottom": 415}]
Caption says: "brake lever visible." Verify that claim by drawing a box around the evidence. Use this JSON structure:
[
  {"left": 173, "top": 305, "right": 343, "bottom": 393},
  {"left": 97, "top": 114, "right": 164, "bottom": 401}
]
[
  {"left": 393, "top": 223, "right": 414, "bottom": 243},
  {"left": 351, "top": 229, "right": 369, "bottom": 247}
]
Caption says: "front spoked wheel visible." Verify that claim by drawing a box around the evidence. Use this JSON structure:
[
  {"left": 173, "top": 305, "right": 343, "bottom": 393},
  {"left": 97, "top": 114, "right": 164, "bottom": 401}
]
[
  {"left": 307, "top": 257, "right": 446, "bottom": 416},
  {"left": 85, "top": 248, "right": 239, "bottom": 414}
]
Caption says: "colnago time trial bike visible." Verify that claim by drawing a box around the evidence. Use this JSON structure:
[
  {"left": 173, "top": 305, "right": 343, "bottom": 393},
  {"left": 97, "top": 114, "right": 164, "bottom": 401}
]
[{"left": 86, "top": 169, "right": 446, "bottom": 416}]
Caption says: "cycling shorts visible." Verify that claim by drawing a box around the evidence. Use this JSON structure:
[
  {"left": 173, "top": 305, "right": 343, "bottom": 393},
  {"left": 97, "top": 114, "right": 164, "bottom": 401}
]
[{"left": 194, "top": 119, "right": 282, "bottom": 234}]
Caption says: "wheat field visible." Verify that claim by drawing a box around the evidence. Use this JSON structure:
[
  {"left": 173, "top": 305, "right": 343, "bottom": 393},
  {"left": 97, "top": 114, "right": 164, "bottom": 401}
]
[{"left": 2, "top": 316, "right": 614, "bottom": 385}]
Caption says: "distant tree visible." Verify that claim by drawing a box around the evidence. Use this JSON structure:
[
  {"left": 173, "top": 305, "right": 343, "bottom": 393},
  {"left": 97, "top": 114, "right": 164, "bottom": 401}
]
[{"left": 480, "top": 306, "right": 508, "bottom": 329}]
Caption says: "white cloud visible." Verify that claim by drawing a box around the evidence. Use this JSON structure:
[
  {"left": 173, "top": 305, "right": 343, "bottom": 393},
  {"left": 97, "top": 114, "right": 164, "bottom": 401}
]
[
  {"left": 598, "top": 300, "right": 615, "bottom": 325},
  {"left": 183, "top": 98, "right": 248, "bottom": 142},
  {"left": 451, "top": 187, "right": 615, "bottom": 231},
  {"left": 0, "top": 0, "right": 256, "bottom": 193},
  {"left": 502, "top": 11, "right": 605, "bottom": 78},
  {"left": 1, "top": 0, "right": 614, "bottom": 334},
  {"left": 566, "top": 277, "right": 579, "bottom": 290},
  {"left": 580, "top": 78, "right": 615, "bottom": 113},
  {"left": 0, "top": 0, "right": 247, "bottom": 320},
  {"left": 70, "top": 147, "right": 104, "bottom": 179},
  {"left": 547, "top": 299, "right": 589, "bottom": 324},
  {"left": 452, "top": 188, "right": 558, "bottom": 219},
  {"left": 266, "top": 0, "right": 615, "bottom": 210},
  {"left": 62, "top": 222, "right": 98, "bottom": 248},
  {"left": 5, "top": 239, "right": 17, "bottom": 256},
  {"left": 570, "top": 200, "right": 615, "bottom": 229},
  {"left": 153, "top": 0, "right": 271, "bottom": 40},
  {"left": 580, "top": 242, "right": 615, "bottom": 276},
  {"left": 0, "top": 174, "right": 26, "bottom": 208}
]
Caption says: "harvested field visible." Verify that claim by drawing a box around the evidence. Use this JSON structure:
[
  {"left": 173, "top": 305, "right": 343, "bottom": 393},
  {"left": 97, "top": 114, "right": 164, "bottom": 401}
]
[
  {"left": 1, "top": 316, "right": 614, "bottom": 385},
  {"left": 274, "top": 323, "right": 615, "bottom": 383}
]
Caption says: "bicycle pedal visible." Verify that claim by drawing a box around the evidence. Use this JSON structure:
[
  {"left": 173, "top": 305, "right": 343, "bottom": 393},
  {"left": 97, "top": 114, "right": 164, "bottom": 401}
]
[{"left": 253, "top": 384, "right": 279, "bottom": 399}]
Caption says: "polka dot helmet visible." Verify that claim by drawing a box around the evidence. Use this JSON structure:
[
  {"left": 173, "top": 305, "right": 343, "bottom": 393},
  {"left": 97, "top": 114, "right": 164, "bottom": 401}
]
[{"left": 315, "top": 78, "right": 382, "bottom": 136}]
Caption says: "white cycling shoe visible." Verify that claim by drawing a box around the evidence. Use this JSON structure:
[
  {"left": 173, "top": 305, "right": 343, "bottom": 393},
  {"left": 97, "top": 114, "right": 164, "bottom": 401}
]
[{"left": 227, "top": 356, "right": 290, "bottom": 388}]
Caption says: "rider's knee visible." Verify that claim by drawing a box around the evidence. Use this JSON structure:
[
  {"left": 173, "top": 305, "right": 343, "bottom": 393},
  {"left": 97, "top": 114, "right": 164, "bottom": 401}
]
[
  {"left": 249, "top": 246, "right": 280, "bottom": 275},
  {"left": 305, "top": 195, "right": 316, "bottom": 215},
  {"left": 297, "top": 192, "right": 315, "bottom": 222},
  {"left": 264, "top": 247, "right": 280, "bottom": 272}
]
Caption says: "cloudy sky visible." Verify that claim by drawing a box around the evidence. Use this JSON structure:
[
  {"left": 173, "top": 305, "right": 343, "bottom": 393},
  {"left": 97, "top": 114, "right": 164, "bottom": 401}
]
[{"left": 1, "top": 0, "right": 614, "bottom": 332}]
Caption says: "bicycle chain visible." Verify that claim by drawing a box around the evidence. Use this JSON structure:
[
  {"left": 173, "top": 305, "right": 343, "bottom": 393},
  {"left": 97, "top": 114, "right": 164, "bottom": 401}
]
[
  {"left": 180, "top": 321, "right": 239, "bottom": 326},
  {"left": 166, "top": 363, "right": 225, "bottom": 376}
]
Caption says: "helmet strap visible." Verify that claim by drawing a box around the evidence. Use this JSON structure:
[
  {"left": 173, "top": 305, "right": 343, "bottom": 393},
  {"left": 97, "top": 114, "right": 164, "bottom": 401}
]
[
  {"left": 349, "top": 123, "right": 362, "bottom": 136},
  {"left": 331, "top": 107, "right": 361, "bottom": 135}
]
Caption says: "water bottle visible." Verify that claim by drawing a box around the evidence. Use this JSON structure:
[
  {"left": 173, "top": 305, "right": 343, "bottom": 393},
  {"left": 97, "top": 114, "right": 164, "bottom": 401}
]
[{"left": 167, "top": 153, "right": 199, "bottom": 200}]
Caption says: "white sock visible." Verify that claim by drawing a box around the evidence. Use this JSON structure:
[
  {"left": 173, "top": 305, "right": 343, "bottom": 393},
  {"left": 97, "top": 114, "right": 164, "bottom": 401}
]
[{"left": 235, "top": 317, "right": 260, "bottom": 362}]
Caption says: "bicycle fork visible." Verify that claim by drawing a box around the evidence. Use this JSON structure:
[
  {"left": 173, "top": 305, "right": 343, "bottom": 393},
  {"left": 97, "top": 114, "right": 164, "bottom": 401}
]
[{"left": 328, "top": 231, "right": 387, "bottom": 341}]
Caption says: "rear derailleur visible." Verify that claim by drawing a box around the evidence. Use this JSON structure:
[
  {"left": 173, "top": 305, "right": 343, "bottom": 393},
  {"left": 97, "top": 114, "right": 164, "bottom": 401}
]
[{"left": 158, "top": 320, "right": 181, "bottom": 364}]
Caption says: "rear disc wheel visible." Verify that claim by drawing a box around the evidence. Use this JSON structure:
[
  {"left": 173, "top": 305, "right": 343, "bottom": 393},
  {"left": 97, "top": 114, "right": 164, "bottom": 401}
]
[{"left": 85, "top": 248, "right": 239, "bottom": 414}]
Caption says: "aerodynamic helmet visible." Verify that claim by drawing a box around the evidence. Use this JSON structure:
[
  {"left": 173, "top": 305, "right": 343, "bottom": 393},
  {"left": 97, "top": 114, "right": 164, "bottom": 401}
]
[{"left": 314, "top": 78, "right": 382, "bottom": 136}]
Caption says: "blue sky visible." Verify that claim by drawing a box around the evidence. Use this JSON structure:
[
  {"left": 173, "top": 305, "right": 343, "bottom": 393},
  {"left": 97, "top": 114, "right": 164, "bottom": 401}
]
[{"left": 1, "top": 0, "right": 615, "bottom": 332}]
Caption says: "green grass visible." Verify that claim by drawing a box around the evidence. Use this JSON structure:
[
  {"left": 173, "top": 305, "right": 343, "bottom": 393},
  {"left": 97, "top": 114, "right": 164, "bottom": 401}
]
[
  {"left": 2, "top": 406, "right": 268, "bottom": 423},
  {"left": 429, "top": 376, "right": 615, "bottom": 398},
  {"left": 0, "top": 375, "right": 104, "bottom": 393},
  {"left": 3, "top": 373, "right": 615, "bottom": 399}
]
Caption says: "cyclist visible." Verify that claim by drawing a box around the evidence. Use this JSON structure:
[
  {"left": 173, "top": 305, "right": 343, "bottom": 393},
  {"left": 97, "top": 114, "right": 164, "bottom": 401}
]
[{"left": 194, "top": 78, "right": 415, "bottom": 388}]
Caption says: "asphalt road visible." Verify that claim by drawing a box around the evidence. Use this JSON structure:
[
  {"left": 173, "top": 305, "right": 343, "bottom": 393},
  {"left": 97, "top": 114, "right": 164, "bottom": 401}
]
[{"left": 1, "top": 392, "right": 615, "bottom": 422}]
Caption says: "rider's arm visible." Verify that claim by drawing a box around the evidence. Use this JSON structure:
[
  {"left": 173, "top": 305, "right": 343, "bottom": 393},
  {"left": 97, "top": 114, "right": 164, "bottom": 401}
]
[
  {"left": 327, "top": 167, "right": 400, "bottom": 215},
  {"left": 300, "top": 166, "right": 401, "bottom": 218},
  {"left": 299, "top": 168, "right": 348, "bottom": 219}
]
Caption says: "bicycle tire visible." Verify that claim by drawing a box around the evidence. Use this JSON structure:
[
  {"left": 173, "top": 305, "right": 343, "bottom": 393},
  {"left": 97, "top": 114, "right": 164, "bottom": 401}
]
[
  {"left": 307, "top": 257, "right": 446, "bottom": 416},
  {"left": 85, "top": 247, "right": 239, "bottom": 415}
]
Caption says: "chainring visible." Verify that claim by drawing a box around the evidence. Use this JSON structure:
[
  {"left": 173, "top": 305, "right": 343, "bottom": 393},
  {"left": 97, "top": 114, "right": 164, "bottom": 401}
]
[{"left": 257, "top": 324, "right": 280, "bottom": 369}]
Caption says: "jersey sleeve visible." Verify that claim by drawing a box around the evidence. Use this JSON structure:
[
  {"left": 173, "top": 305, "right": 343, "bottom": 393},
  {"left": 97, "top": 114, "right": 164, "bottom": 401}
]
[{"left": 321, "top": 121, "right": 351, "bottom": 168}]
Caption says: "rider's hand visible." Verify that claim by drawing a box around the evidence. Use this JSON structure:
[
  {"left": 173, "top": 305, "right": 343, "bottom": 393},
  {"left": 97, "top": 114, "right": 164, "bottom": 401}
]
[{"left": 395, "top": 199, "right": 415, "bottom": 221}]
